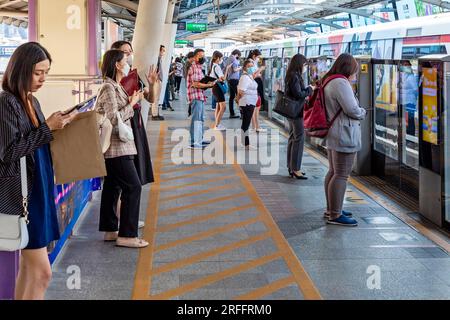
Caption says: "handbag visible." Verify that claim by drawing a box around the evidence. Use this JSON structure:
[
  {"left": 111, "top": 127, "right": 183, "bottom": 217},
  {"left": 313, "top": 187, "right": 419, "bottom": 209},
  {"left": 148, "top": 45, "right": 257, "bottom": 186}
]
[
  {"left": 0, "top": 157, "right": 30, "bottom": 251},
  {"left": 116, "top": 111, "right": 134, "bottom": 143},
  {"left": 94, "top": 86, "right": 113, "bottom": 153},
  {"left": 214, "top": 67, "right": 229, "bottom": 94},
  {"left": 273, "top": 90, "right": 304, "bottom": 120}
]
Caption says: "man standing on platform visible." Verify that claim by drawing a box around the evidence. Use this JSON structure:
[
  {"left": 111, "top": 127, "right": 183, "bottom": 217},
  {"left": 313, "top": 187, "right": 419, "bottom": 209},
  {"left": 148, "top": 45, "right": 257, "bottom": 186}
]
[
  {"left": 226, "top": 49, "right": 242, "bottom": 119},
  {"left": 187, "top": 49, "right": 215, "bottom": 149},
  {"left": 152, "top": 45, "right": 166, "bottom": 121}
]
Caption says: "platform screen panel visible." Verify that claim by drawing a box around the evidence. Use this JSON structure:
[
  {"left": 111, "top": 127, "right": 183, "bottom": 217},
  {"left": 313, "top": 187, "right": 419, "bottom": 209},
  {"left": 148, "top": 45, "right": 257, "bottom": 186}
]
[
  {"left": 422, "top": 67, "right": 439, "bottom": 145},
  {"left": 374, "top": 64, "right": 399, "bottom": 160}
]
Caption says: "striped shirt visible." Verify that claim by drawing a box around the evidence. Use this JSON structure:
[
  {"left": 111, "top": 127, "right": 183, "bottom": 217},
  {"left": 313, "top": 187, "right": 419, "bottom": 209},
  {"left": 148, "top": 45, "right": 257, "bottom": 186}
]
[{"left": 187, "top": 62, "right": 206, "bottom": 103}]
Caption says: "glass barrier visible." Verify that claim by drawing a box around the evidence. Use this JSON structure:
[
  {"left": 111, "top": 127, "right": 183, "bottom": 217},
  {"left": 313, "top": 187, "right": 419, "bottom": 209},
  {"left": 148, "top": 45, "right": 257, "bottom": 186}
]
[
  {"left": 399, "top": 60, "right": 420, "bottom": 169},
  {"left": 373, "top": 63, "right": 399, "bottom": 160}
]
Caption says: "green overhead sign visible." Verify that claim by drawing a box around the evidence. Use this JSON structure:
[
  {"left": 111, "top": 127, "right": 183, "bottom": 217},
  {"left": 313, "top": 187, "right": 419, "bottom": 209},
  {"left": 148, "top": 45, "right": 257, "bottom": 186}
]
[
  {"left": 175, "top": 40, "right": 189, "bottom": 45},
  {"left": 186, "top": 23, "right": 207, "bottom": 32}
]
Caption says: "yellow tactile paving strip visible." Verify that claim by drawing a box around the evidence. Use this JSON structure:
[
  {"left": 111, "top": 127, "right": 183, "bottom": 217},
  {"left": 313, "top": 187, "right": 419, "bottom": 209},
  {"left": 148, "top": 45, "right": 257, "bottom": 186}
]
[{"left": 132, "top": 123, "right": 322, "bottom": 300}]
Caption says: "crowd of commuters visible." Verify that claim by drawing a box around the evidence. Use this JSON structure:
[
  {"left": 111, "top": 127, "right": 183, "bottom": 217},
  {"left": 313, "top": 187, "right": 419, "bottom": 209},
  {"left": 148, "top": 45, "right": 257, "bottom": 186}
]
[{"left": 0, "top": 37, "right": 365, "bottom": 300}]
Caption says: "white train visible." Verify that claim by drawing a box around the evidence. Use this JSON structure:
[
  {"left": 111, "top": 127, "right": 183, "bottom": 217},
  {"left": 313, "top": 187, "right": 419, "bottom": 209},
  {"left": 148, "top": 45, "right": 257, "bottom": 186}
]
[{"left": 225, "top": 11, "right": 450, "bottom": 60}]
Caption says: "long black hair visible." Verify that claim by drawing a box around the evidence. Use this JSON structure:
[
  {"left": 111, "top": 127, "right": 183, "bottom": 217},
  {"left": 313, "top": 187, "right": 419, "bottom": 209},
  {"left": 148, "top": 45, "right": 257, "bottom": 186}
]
[
  {"left": 247, "top": 49, "right": 261, "bottom": 60},
  {"left": 101, "top": 49, "right": 125, "bottom": 81},
  {"left": 285, "top": 53, "right": 308, "bottom": 85},
  {"left": 111, "top": 40, "right": 133, "bottom": 51},
  {"left": 322, "top": 53, "right": 358, "bottom": 82},
  {"left": 209, "top": 50, "right": 223, "bottom": 75},
  {"left": 2, "top": 42, "right": 52, "bottom": 127}
]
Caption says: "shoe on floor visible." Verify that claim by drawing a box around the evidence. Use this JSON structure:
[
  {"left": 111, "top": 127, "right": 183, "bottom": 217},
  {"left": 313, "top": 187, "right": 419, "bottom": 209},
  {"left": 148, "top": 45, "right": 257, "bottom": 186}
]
[
  {"left": 214, "top": 126, "right": 226, "bottom": 131},
  {"left": 138, "top": 220, "right": 145, "bottom": 229},
  {"left": 256, "top": 128, "right": 267, "bottom": 133},
  {"left": 188, "top": 144, "right": 205, "bottom": 150},
  {"left": 245, "top": 145, "right": 258, "bottom": 150},
  {"left": 116, "top": 237, "right": 149, "bottom": 248},
  {"left": 104, "top": 231, "right": 118, "bottom": 242},
  {"left": 324, "top": 210, "right": 353, "bottom": 219},
  {"left": 230, "top": 115, "right": 240, "bottom": 119},
  {"left": 152, "top": 115, "right": 165, "bottom": 121},
  {"left": 327, "top": 215, "right": 358, "bottom": 227}
]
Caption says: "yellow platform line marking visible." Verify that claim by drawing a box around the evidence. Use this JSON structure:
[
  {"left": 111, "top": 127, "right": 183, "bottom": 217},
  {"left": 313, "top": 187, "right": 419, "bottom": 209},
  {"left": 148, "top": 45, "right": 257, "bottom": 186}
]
[
  {"left": 148, "top": 253, "right": 282, "bottom": 300},
  {"left": 219, "top": 128, "right": 322, "bottom": 300},
  {"left": 132, "top": 123, "right": 166, "bottom": 300},
  {"left": 156, "top": 203, "right": 256, "bottom": 233},
  {"left": 233, "top": 275, "right": 296, "bottom": 300},
  {"left": 159, "top": 193, "right": 249, "bottom": 216},
  {"left": 158, "top": 175, "right": 238, "bottom": 192},
  {"left": 305, "top": 145, "right": 450, "bottom": 254},
  {"left": 159, "top": 168, "right": 233, "bottom": 183},
  {"left": 154, "top": 216, "right": 261, "bottom": 252},
  {"left": 159, "top": 184, "right": 237, "bottom": 203},
  {"left": 160, "top": 163, "right": 210, "bottom": 174},
  {"left": 152, "top": 232, "right": 271, "bottom": 276}
]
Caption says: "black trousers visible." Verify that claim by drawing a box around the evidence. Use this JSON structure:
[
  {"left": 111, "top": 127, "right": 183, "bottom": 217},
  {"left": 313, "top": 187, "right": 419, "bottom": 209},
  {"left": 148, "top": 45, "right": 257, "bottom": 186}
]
[
  {"left": 240, "top": 105, "right": 256, "bottom": 146},
  {"left": 228, "top": 79, "right": 239, "bottom": 116},
  {"left": 99, "top": 156, "right": 142, "bottom": 238},
  {"left": 175, "top": 76, "right": 183, "bottom": 92}
]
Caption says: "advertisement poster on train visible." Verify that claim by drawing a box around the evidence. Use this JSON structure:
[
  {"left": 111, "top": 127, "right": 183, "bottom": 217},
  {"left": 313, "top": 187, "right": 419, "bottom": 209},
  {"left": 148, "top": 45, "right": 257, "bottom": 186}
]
[
  {"left": 422, "top": 67, "right": 438, "bottom": 145},
  {"left": 375, "top": 65, "right": 398, "bottom": 112}
]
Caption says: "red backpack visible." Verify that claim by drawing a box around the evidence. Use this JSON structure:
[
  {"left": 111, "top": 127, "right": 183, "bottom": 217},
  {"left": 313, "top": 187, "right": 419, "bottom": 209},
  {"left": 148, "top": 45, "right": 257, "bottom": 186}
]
[{"left": 304, "top": 74, "right": 348, "bottom": 138}]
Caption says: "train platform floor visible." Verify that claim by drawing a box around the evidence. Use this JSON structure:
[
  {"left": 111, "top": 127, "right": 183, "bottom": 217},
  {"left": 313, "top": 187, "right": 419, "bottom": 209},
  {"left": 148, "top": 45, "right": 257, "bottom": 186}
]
[{"left": 46, "top": 95, "right": 450, "bottom": 300}]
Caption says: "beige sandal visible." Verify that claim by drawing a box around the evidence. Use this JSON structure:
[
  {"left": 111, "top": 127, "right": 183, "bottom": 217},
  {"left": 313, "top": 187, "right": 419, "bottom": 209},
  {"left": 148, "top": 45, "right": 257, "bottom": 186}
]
[
  {"left": 116, "top": 237, "right": 149, "bottom": 248},
  {"left": 104, "top": 231, "right": 119, "bottom": 242}
]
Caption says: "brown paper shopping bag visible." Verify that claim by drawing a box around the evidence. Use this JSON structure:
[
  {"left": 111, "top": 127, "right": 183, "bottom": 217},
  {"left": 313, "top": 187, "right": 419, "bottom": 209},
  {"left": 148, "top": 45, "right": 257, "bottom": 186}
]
[{"left": 50, "top": 111, "right": 107, "bottom": 185}]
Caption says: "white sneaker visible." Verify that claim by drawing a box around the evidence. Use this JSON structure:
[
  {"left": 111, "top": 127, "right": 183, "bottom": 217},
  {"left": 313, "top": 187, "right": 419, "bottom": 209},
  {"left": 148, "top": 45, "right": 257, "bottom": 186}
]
[
  {"left": 214, "top": 126, "right": 226, "bottom": 131},
  {"left": 138, "top": 220, "right": 145, "bottom": 229},
  {"left": 256, "top": 128, "right": 267, "bottom": 133},
  {"left": 246, "top": 145, "right": 258, "bottom": 150}
]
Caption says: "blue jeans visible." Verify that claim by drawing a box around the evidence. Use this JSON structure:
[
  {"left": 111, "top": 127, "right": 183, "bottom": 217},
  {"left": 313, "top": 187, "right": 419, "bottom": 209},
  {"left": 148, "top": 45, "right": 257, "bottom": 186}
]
[{"left": 190, "top": 99, "right": 205, "bottom": 146}]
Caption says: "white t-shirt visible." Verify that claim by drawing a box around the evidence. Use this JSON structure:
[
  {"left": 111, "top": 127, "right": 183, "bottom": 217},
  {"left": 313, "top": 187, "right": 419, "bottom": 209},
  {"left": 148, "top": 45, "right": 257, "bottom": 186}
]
[
  {"left": 238, "top": 73, "right": 258, "bottom": 107},
  {"left": 209, "top": 63, "right": 224, "bottom": 79}
]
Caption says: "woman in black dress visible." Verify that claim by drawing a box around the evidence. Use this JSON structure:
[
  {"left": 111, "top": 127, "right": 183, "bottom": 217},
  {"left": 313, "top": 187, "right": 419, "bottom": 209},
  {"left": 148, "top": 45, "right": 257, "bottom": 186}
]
[{"left": 0, "top": 42, "right": 74, "bottom": 299}]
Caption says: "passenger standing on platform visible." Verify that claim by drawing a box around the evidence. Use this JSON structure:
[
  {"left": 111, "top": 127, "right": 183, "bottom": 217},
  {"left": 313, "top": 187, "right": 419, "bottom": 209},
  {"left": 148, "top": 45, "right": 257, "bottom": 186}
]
[
  {"left": 323, "top": 53, "right": 366, "bottom": 227},
  {"left": 184, "top": 52, "right": 195, "bottom": 117},
  {"left": 285, "top": 54, "right": 314, "bottom": 180},
  {"left": 187, "top": 49, "right": 216, "bottom": 149},
  {"left": 174, "top": 57, "right": 184, "bottom": 99},
  {"left": 111, "top": 40, "right": 156, "bottom": 187},
  {"left": 151, "top": 45, "right": 166, "bottom": 121},
  {"left": 237, "top": 60, "right": 259, "bottom": 149},
  {"left": 0, "top": 42, "right": 74, "bottom": 300},
  {"left": 97, "top": 49, "right": 148, "bottom": 248},
  {"left": 247, "top": 49, "right": 266, "bottom": 133},
  {"left": 110, "top": 41, "right": 157, "bottom": 230},
  {"left": 226, "top": 49, "right": 242, "bottom": 119},
  {"left": 210, "top": 51, "right": 227, "bottom": 131}
]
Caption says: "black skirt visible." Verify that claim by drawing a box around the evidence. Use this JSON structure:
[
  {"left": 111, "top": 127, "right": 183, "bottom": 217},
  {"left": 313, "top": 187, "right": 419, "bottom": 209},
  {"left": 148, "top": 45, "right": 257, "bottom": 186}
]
[{"left": 130, "top": 107, "right": 154, "bottom": 185}]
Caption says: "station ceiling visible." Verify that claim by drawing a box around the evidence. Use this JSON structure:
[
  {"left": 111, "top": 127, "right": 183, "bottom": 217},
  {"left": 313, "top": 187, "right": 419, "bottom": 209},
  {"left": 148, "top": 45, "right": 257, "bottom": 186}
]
[{"left": 0, "top": 0, "right": 449, "bottom": 43}]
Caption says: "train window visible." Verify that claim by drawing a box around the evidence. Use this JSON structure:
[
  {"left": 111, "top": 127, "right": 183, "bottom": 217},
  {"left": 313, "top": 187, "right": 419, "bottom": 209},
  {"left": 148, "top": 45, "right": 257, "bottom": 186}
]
[{"left": 402, "top": 46, "right": 447, "bottom": 59}]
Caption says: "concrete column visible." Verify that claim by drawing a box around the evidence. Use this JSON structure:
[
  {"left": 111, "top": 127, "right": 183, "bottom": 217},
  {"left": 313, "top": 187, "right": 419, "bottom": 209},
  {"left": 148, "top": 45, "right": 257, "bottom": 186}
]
[
  {"left": 158, "top": 23, "right": 178, "bottom": 106},
  {"left": 132, "top": 0, "right": 168, "bottom": 126}
]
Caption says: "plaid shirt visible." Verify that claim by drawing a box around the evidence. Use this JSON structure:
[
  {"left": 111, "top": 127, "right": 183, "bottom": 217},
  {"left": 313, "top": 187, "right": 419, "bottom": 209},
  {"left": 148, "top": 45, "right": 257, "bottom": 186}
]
[
  {"left": 96, "top": 78, "right": 137, "bottom": 159},
  {"left": 187, "top": 62, "right": 206, "bottom": 103}
]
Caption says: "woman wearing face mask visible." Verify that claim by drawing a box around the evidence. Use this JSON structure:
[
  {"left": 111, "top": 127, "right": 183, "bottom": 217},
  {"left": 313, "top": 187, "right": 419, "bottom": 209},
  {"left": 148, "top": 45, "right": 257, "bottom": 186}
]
[
  {"left": 285, "top": 54, "right": 314, "bottom": 180},
  {"left": 111, "top": 41, "right": 156, "bottom": 187},
  {"left": 247, "top": 49, "right": 266, "bottom": 133},
  {"left": 96, "top": 49, "right": 148, "bottom": 248},
  {"left": 237, "top": 60, "right": 259, "bottom": 149},
  {"left": 209, "top": 51, "right": 227, "bottom": 131}
]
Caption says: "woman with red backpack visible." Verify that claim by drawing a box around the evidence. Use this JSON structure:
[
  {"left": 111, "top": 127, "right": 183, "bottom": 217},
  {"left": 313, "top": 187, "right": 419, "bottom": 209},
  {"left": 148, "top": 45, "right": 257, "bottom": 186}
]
[
  {"left": 322, "top": 53, "right": 367, "bottom": 227},
  {"left": 285, "top": 54, "right": 315, "bottom": 179}
]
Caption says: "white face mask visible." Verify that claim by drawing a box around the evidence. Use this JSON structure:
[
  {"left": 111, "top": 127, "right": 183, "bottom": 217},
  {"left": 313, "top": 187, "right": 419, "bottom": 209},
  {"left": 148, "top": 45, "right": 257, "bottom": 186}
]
[
  {"left": 127, "top": 54, "right": 134, "bottom": 67},
  {"left": 122, "top": 63, "right": 131, "bottom": 77}
]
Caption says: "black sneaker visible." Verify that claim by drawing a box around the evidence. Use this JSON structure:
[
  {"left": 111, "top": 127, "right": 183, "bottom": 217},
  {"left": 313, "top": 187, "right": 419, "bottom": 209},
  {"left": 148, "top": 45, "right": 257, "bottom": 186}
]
[
  {"left": 152, "top": 115, "right": 165, "bottom": 121},
  {"left": 230, "top": 115, "right": 240, "bottom": 119}
]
